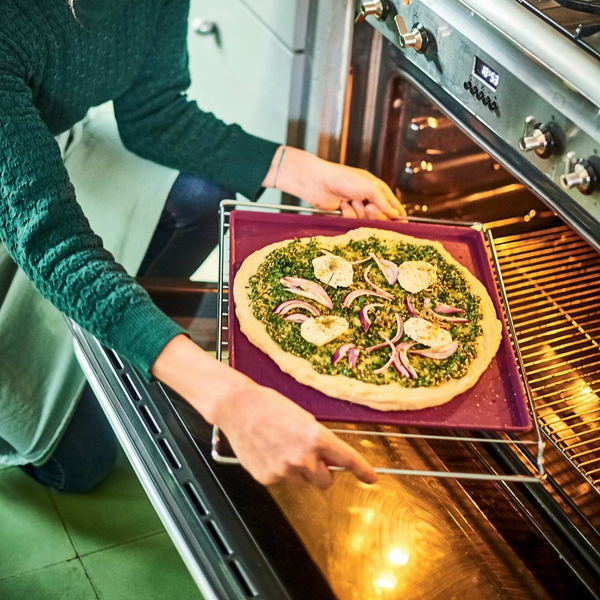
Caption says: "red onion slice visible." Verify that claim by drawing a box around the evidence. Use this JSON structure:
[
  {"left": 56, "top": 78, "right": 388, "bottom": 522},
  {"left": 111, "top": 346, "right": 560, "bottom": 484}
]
[
  {"left": 359, "top": 303, "right": 384, "bottom": 333},
  {"left": 434, "top": 302, "right": 465, "bottom": 315},
  {"left": 405, "top": 295, "right": 421, "bottom": 318},
  {"left": 367, "top": 313, "right": 404, "bottom": 351},
  {"left": 364, "top": 266, "right": 395, "bottom": 300},
  {"left": 280, "top": 277, "right": 333, "bottom": 309},
  {"left": 395, "top": 341, "right": 418, "bottom": 378},
  {"left": 347, "top": 346, "right": 360, "bottom": 369},
  {"left": 273, "top": 300, "right": 320, "bottom": 317},
  {"left": 341, "top": 289, "right": 393, "bottom": 308},
  {"left": 373, "top": 337, "right": 396, "bottom": 374},
  {"left": 411, "top": 341, "right": 459, "bottom": 359},
  {"left": 423, "top": 298, "right": 469, "bottom": 324},
  {"left": 332, "top": 343, "right": 360, "bottom": 368},
  {"left": 283, "top": 313, "right": 310, "bottom": 324},
  {"left": 370, "top": 253, "right": 399, "bottom": 285}
]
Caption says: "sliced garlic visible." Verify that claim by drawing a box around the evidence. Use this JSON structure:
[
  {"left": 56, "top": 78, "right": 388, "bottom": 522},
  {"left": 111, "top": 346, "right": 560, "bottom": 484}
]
[
  {"left": 300, "top": 316, "right": 349, "bottom": 347},
  {"left": 397, "top": 261, "right": 437, "bottom": 294},
  {"left": 404, "top": 317, "right": 452, "bottom": 348},
  {"left": 312, "top": 254, "right": 354, "bottom": 288}
]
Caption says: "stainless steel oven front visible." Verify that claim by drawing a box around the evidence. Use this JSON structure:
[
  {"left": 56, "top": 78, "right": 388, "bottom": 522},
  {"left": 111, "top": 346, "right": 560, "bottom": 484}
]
[{"left": 347, "top": 0, "right": 600, "bottom": 249}]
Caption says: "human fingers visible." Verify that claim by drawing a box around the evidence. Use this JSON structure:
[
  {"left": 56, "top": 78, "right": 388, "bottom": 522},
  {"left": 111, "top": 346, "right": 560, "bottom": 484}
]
[
  {"left": 351, "top": 200, "right": 367, "bottom": 220},
  {"left": 319, "top": 431, "right": 377, "bottom": 484},
  {"left": 340, "top": 200, "right": 357, "bottom": 219},
  {"left": 362, "top": 178, "right": 400, "bottom": 219},
  {"left": 365, "top": 202, "right": 388, "bottom": 221},
  {"left": 302, "top": 192, "right": 342, "bottom": 212},
  {"left": 302, "top": 459, "right": 334, "bottom": 490},
  {"left": 380, "top": 181, "right": 405, "bottom": 216}
]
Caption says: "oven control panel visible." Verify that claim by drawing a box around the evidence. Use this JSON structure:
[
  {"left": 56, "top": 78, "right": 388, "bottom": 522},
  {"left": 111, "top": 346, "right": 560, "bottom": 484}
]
[{"left": 357, "top": 0, "right": 600, "bottom": 248}]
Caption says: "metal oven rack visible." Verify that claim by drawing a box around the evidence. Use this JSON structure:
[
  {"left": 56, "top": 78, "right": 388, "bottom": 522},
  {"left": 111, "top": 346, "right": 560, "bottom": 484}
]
[{"left": 212, "top": 200, "right": 545, "bottom": 483}]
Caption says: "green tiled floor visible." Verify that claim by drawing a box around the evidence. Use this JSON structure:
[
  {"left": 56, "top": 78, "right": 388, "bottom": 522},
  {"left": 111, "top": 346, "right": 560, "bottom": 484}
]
[{"left": 0, "top": 455, "right": 203, "bottom": 600}]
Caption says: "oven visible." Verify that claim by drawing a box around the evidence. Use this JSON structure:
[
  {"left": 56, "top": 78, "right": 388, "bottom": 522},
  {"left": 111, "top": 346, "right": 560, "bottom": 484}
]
[{"left": 69, "top": 1, "right": 600, "bottom": 598}]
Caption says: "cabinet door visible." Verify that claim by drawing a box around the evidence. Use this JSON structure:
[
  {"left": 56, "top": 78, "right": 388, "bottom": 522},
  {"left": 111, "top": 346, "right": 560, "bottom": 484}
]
[
  {"left": 187, "top": 0, "right": 296, "bottom": 159},
  {"left": 238, "top": 0, "right": 310, "bottom": 51}
]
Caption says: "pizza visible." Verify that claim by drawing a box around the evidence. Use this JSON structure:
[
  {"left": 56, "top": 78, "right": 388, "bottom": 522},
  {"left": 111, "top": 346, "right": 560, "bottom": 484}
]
[{"left": 233, "top": 227, "right": 502, "bottom": 412}]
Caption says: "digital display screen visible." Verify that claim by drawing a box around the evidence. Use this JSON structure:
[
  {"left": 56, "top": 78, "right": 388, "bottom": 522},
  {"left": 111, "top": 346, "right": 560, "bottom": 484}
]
[{"left": 474, "top": 56, "right": 499, "bottom": 90}]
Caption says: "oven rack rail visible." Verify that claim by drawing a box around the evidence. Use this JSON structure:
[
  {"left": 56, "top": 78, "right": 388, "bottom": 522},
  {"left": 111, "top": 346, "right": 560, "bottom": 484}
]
[{"left": 212, "top": 200, "right": 545, "bottom": 483}]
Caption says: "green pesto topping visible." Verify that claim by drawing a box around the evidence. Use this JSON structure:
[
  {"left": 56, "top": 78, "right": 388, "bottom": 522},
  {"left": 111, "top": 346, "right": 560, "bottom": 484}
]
[{"left": 247, "top": 237, "right": 483, "bottom": 387}]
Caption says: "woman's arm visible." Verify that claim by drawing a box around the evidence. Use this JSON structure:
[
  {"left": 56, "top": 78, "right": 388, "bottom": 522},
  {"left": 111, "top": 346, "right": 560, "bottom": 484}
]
[
  {"left": 113, "top": 1, "right": 405, "bottom": 220},
  {"left": 263, "top": 146, "right": 405, "bottom": 219},
  {"left": 152, "top": 335, "right": 377, "bottom": 488},
  {"left": 0, "top": 49, "right": 184, "bottom": 380},
  {"left": 0, "top": 56, "right": 374, "bottom": 489},
  {"left": 113, "top": 0, "right": 278, "bottom": 202}
]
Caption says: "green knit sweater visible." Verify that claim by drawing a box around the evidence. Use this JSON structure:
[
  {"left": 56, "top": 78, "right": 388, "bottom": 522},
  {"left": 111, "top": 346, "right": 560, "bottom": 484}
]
[{"left": 0, "top": 0, "right": 279, "bottom": 378}]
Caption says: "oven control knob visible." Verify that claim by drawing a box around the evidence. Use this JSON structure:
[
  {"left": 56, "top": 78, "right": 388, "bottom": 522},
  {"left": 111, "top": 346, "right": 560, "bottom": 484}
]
[
  {"left": 394, "top": 16, "right": 429, "bottom": 53},
  {"left": 560, "top": 152, "right": 597, "bottom": 195},
  {"left": 356, "top": 0, "right": 387, "bottom": 23},
  {"left": 518, "top": 117, "right": 556, "bottom": 159}
]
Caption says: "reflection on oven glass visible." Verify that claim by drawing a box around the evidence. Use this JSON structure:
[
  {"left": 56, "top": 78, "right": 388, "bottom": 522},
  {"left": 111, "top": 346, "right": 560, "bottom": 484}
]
[
  {"left": 268, "top": 433, "right": 550, "bottom": 599},
  {"left": 371, "top": 77, "right": 552, "bottom": 232}
]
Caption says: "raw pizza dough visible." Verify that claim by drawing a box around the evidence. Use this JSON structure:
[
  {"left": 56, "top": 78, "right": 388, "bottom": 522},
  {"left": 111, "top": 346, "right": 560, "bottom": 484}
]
[{"left": 233, "top": 227, "right": 502, "bottom": 411}]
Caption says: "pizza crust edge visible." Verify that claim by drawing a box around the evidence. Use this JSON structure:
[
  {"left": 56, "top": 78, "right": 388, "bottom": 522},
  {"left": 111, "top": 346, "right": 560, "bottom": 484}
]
[{"left": 233, "top": 227, "right": 502, "bottom": 412}]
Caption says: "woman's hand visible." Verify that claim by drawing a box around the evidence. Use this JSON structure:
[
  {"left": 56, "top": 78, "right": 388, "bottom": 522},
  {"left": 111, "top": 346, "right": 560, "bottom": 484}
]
[
  {"left": 152, "top": 335, "right": 377, "bottom": 489},
  {"left": 263, "top": 146, "right": 405, "bottom": 220},
  {"left": 212, "top": 379, "right": 376, "bottom": 488}
]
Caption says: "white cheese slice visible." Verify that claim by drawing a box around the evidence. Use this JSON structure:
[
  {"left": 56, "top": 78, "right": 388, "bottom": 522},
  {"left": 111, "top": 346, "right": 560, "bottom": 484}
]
[
  {"left": 404, "top": 317, "right": 452, "bottom": 348},
  {"left": 312, "top": 254, "right": 353, "bottom": 288},
  {"left": 300, "top": 316, "right": 349, "bottom": 347},
  {"left": 397, "top": 261, "right": 437, "bottom": 294}
]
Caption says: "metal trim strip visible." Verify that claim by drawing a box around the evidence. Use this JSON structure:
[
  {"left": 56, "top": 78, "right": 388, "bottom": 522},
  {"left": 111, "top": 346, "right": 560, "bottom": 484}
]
[{"left": 72, "top": 338, "right": 220, "bottom": 600}]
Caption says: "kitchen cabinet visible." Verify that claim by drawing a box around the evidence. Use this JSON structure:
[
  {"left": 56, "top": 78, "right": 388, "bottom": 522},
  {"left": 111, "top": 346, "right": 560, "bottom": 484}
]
[{"left": 237, "top": 0, "right": 310, "bottom": 51}]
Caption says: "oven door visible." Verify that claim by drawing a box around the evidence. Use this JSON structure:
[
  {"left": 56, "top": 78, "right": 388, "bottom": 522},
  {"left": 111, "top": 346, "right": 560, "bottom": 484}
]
[{"left": 69, "top": 279, "right": 599, "bottom": 600}]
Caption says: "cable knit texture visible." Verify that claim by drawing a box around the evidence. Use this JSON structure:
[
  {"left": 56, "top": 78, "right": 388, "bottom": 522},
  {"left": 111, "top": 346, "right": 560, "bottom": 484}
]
[{"left": 0, "top": 0, "right": 279, "bottom": 378}]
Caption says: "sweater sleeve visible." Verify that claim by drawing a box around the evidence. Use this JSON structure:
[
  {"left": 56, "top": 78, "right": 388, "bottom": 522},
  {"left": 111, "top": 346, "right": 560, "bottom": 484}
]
[
  {"left": 113, "top": 0, "right": 280, "bottom": 201},
  {"left": 0, "top": 58, "right": 186, "bottom": 381}
]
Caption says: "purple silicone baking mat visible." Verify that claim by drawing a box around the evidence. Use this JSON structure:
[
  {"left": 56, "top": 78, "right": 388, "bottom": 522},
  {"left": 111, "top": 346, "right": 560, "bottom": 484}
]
[{"left": 228, "top": 211, "right": 532, "bottom": 432}]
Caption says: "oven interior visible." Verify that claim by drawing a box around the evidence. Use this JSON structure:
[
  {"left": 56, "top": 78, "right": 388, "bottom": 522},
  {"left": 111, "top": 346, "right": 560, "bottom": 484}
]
[{"left": 342, "top": 28, "right": 600, "bottom": 552}]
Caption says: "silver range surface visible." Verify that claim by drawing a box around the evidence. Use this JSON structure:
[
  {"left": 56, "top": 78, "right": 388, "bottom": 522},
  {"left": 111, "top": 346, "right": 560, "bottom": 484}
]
[{"left": 360, "top": 0, "right": 600, "bottom": 250}]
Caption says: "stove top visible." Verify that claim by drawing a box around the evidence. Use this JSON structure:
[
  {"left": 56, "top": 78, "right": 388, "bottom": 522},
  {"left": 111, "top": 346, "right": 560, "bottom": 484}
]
[{"left": 518, "top": 0, "right": 600, "bottom": 58}]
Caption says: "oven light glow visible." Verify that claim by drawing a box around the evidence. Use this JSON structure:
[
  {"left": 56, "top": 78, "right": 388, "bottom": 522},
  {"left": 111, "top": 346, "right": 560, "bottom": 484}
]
[
  {"left": 374, "top": 573, "right": 398, "bottom": 591},
  {"left": 351, "top": 535, "right": 364, "bottom": 552},
  {"left": 388, "top": 547, "right": 410, "bottom": 566},
  {"left": 362, "top": 508, "right": 376, "bottom": 523}
]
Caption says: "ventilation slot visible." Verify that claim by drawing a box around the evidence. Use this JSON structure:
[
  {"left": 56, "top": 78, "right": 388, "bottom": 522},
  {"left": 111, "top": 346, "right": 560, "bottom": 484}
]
[
  {"left": 183, "top": 482, "right": 209, "bottom": 517},
  {"left": 231, "top": 560, "right": 258, "bottom": 597},
  {"left": 139, "top": 405, "right": 161, "bottom": 435},
  {"left": 206, "top": 521, "right": 232, "bottom": 555},
  {"left": 121, "top": 373, "right": 141, "bottom": 401},
  {"left": 158, "top": 438, "right": 181, "bottom": 470},
  {"left": 105, "top": 348, "right": 124, "bottom": 371}
]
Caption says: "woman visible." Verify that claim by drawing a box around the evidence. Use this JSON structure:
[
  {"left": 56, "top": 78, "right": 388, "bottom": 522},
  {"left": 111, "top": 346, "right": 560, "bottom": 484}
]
[{"left": 0, "top": 0, "right": 403, "bottom": 492}]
